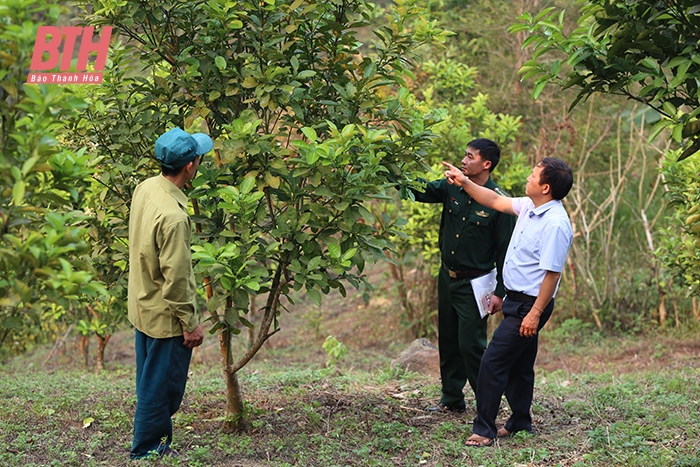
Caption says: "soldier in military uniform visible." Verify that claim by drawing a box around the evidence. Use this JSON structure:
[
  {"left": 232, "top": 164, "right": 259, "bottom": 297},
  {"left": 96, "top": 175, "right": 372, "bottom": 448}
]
[{"left": 410, "top": 138, "right": 516, "bottom": 413}]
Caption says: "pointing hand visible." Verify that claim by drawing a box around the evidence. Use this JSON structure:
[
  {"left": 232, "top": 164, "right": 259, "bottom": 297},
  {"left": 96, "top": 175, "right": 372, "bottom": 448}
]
[{"left": 442, "top": 161, "right": 465, "bottom": 186}]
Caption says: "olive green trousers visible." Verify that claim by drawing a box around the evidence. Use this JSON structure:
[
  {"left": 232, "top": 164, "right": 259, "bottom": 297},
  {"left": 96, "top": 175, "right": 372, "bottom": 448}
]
[{"left": 436, "top": 267, "right": 488, "bottom": 409}]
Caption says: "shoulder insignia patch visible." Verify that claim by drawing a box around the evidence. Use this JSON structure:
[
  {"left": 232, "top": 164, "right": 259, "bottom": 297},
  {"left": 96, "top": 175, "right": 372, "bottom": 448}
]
[
  {"left": 475, "top": 210, "right": 489, "bottom": 218},
  {"left": 494, "top": 187, "right": 508, "bottom": 196}
]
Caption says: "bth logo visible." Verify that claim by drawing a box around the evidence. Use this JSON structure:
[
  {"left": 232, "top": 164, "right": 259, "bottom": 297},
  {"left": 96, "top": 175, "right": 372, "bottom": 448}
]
[{"left": 26, "top": 26, "right": 112, "bottom": 85}]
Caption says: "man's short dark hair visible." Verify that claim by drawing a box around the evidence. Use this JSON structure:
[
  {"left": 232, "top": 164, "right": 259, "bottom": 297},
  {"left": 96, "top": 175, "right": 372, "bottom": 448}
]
[
  {"left": 467, "top": 138, "right": 500, "bottom": 172},
  {"left": 161, "top": 164, "right": 187, "bottom": 177},
  {"left": 538, "top": 157, "right": 573, "bottom": 200}
]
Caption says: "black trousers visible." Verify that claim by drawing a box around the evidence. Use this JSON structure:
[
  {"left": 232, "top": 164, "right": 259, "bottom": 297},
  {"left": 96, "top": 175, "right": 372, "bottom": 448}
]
[{"left": 472, "top": 296, "right": 554, "bottom": 438}]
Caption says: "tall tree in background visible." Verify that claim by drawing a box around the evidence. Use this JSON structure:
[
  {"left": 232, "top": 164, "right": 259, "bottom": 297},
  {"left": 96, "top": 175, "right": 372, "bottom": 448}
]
[
  {"left": 413, "top": 0, "right": 689, "bottom": 329},
  {"left": 510, "top": 0, "right": 700, "bottom": 313},
  {"left": 387, "top": 56, "right": 527, "bottom": 338}
]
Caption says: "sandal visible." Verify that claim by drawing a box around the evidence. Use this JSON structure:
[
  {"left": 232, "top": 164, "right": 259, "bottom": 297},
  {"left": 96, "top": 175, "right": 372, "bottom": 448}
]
[
  {"left": 464, "top": 434, "right": 494, "bottom": 447},
  {"left": 497, "top": 427, "right": 511, "bottom": 438}
]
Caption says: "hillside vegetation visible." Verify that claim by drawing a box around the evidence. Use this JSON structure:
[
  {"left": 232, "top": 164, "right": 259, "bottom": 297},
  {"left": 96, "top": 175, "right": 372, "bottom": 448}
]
[{"left": 2, "top": 278, "right": 700, "bottom": 467}]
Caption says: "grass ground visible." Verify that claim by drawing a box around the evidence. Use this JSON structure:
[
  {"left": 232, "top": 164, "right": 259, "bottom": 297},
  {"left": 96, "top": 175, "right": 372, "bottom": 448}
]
[{"left": 2, "top": 266, "right": 700, "bottom": 466}]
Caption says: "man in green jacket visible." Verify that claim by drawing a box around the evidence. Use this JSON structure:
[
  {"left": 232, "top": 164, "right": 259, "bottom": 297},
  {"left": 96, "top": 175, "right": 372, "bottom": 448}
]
[
  {"left": 128, "top": 127, "right": 212, "bottom": 459},
  {"left": 410, "top": 138, "right": 515, "bottom": 413}
]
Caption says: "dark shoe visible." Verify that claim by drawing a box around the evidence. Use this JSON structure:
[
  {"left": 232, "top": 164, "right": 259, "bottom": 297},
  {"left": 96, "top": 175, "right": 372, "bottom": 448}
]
[
  {"left": 426, "top": 402, "right": 466, "bottom": 413},
  {"left": 160, "top": 447, "right": 180, "bottom": 458},
  {"left": 497, "top": 427, "right": 533, "bottom": 438}
]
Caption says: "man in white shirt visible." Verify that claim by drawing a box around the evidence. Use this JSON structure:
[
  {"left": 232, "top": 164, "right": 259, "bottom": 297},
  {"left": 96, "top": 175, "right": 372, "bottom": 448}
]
[{"left": 442, "top": 157, "right": 574, "bottom": 447}]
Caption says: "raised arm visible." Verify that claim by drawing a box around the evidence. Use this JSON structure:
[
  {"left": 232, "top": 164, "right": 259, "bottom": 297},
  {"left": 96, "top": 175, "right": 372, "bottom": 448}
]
[{"left": 442, "top": 162, "right": 516, "bottom": 215}]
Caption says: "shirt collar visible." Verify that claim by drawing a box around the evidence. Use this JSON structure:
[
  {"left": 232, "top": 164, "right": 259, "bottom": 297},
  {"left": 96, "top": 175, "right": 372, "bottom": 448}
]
[
  {"left": 529, "top": 199, "right": 561, "bottom": 217},
  {"left": 157, "top": 174, "right": 188, "bottom": 210}
]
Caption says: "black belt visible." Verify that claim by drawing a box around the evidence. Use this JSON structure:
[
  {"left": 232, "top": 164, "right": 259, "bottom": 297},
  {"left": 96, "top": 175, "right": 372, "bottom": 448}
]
[
  {"left": 505, "top": 289, "right": 536, "bottom": 303},
  {"left": 442, "top": 263, "right": 491, "bottom": 280}
]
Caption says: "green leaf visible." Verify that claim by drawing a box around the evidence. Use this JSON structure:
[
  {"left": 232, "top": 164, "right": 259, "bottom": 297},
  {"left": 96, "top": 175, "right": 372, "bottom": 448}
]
[
  {"left": 363, "top": 62, "right": 377, "bottom": 79},
  {"left": 532, "top": 79, "right": 547, "bottom": 100},
  {"left": 307, "top": 256, "right": 322, "bottom": 270},
  {"left": 677, "top": 138, "right": 700, "bottom": 161},
  {"left": 640, "top": 57, "right": 659, "bottom": 71},
  {"left": 242, "top": 77, "right": 258, "bottom": 88},
  {"left": 521, "top": 34, "right": 543, "bottom": 50},
  {"left": 215, "top": 56, "right": 227, "bottom": 71},
  {"left": 357, "top": 205, "right": 374, "bottom": 223},
  {"left": 307, "top": 288, "right": 322, "bottom": 306},
  {"left": 327, "top": 243, "right": 341, "bottom": 259},
  {"left": 662, "top": 101, "right": 677, "bottom": 116},
  {"left": 239, "top": 316, "right": 254, "bottom": 328},
  {"left": 667, "top": 57, "right": 689, "bottom": 68},
  {"left": 341, "top": 248, "right": 357, "bottom": 262},
  {"left": 244, "top": 281, "right": 261, "bottom": 291},
  {"left": 306, "top": 150, "right": 320, "bottom": 164},
  {"left": 301, "top": 127, "right": 318, "bottom": 142},
  {"left": 240, "top": 176, "right": 256, "bottom": 194},
  {"left": 672, "top": 123, "right": 683, "bottom": 142},
  {"left": 224, "top": 307, "right": 239, "bottom": 326},
  {"left": 264, "top": 173, "right": 280, "bottom": 189},
  {"left": 669, "top": 61, "right": 690, "bottom": 89},
  {"left": 12, "top": 181, "right": 25, "bottom": 205},
  {"left": 21, "top": 156, "right": 39, "bottom": 177},
  {"left": 648, "top": 119, "right": 673, "bottom": 142}
]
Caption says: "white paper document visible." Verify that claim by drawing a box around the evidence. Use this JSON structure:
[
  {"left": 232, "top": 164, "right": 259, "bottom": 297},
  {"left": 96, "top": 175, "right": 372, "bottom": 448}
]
[{"left": 470, "top": 268, "right": 497, "bottom": 319}]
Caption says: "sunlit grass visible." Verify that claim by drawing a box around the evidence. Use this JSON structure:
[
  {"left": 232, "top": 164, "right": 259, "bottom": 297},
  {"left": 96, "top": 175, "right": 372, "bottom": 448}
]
[{"left": 2, "top": 347, "right": 700, "bottom": 466}]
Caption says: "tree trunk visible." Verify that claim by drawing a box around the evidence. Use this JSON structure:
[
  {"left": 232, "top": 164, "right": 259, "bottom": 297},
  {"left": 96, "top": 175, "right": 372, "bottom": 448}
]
[
  {"left": 79, "top": 334, "right": 89, "bottom": 369},
  {"left": 247, "top": 293, "right": 256, "bottom": 350},
  {"left": 219, "top": 329, "right": 244, "bottom": 432},
  {"left": 193, "top": 155, "right": 245, "bottom": 431},
  {"left": 43, "top": 324, "right": 73, "bottom": 367},
  {"left": 658, "top": 293, "right": 667, "bottom": 326},
  {"left": 95, "top": 333, "right": 110, "bottom": 372},
  {"left": 673, "top": 303, "right": 680, "bottom": 328},
  {"left": 222, "top": 366, "right": 244, "bottom": 433}
]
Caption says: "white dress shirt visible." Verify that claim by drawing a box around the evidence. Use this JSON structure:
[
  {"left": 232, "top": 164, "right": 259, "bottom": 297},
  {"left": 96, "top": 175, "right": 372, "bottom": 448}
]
[{"left": 503, "top": 197, "right": 573, "bottom": 297}]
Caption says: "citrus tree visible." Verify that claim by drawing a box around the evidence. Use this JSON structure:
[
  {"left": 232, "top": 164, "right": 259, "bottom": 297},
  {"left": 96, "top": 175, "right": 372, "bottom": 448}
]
[
  {"left": 0, "top": 0, "right": 106, "bottom": 359},
  {"left": 77, "top": 0, "right": 450, "bottom": 429}
]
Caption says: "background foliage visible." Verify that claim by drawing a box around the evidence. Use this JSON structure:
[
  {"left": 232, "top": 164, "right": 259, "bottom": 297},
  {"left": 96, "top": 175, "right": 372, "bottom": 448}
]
[
  {"left": 2, "top": 0, "right": 700, "bottom": 367},
  {"left": 0, "top": 0, "right": 106, "bottom": 360},
  {"left": 507, "top": 0, "right": 700, "bottom": 328}
]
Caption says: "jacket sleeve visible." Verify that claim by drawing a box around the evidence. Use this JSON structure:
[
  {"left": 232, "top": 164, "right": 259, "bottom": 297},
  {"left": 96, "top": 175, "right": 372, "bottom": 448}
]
[
  {"left": 409, "top": 179, "right": 446, "bottom": 203},
  {"left": 158, "top": 219, "right": 199, "bottom": 332}
]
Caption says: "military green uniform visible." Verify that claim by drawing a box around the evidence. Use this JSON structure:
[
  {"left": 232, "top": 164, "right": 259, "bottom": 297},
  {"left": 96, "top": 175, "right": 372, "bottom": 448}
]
[{"left": 413, "top": 177, "right": 515, "bottom": 409}]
